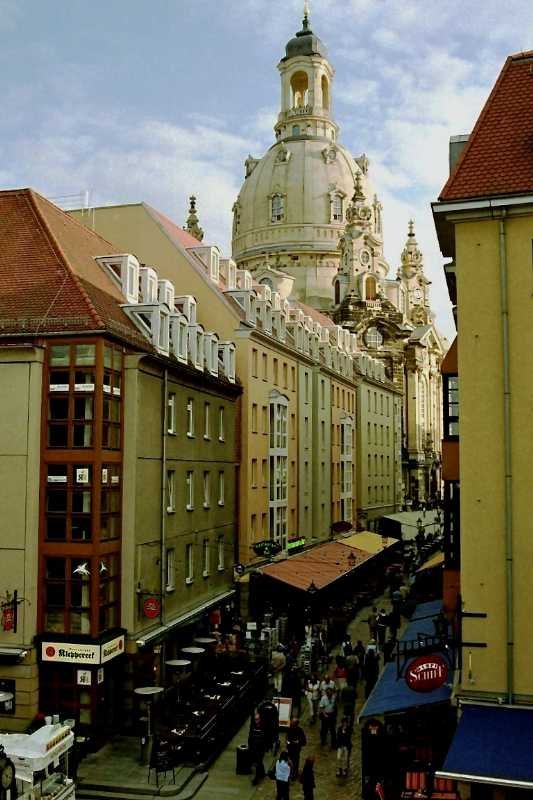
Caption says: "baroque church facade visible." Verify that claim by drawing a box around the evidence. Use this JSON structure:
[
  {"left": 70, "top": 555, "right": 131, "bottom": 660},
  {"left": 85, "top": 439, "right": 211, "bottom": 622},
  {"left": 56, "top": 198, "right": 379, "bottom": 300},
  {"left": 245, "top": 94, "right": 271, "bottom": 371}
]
[{"left": 231, "top": 6, "right": 445, "bottom": 506}]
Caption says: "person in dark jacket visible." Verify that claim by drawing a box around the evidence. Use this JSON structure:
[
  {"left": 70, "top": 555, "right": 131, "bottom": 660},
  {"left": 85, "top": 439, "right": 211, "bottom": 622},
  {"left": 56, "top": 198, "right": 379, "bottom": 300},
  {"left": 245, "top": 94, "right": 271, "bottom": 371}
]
[
  {"left": 286, "top": 717, "right": 306, "bottom": 778},
  {"left": 363, "top": 650, "right": 380, "bottom": 698},
  {"left": 300, "top": 756, "right": 316, "bottom": 800},
  {"left": 248, "top": 711, "right": 266, "bottom": 785},
  {"left": 336, "top": 717, "right": 352, "bottom": 776}
]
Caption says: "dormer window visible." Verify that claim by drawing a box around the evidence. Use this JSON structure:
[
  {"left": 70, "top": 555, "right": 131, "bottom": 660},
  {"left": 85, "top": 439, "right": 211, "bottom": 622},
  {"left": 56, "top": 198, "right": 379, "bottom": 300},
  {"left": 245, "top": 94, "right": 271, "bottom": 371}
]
[
  {"left": 365, "top": 326, "right": 383, "bottom": 349},
  {"left": 210, "top": 250, "right": 220, "bottom": 282},
  {"left": 271, "top": 193, "right": 285, "bottom": 223}
]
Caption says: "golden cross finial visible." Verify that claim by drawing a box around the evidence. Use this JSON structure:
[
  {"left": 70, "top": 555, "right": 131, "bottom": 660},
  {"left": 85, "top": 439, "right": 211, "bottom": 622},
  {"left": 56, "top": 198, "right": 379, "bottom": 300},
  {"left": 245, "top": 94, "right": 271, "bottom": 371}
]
[
  {"left": 304, "top": 0, "right": 310, "bottom": 20},
  {"left": 408, "top": 219, "right": 415, "bottom": 237}
]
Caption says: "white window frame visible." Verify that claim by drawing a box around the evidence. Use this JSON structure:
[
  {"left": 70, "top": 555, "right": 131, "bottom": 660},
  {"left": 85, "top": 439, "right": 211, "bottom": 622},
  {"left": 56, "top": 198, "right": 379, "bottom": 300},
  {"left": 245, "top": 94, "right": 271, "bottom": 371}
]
[
  {"left": 204, "top": 402, "right": 210, "bottom": 440},
  {"left": 187, "top": 398, "right": 194, "bottom": 437},
  {"left": 167, "top": 393, "right": 176, "bottom": 435},
  {"left": 269, "top": 392, "right": 289, "bottom": 549},
  {"left": 203, "top": 470, "right": 210, "bottom": 508},
  {"left": 166, "top": 547, "right": 175, "bottom": 591},
  {"left": 217, "top": 535, "right": 224, "bottom": 571},
  {"left": 339, "top": 417, "right": 353, "bottom": 522},
  {"left": 203, "top": 538, "right": 210, "bottom": 577},
  {"left": 219, "top": 406, "right": 225, "bottom": 442},
  {"left": 271, "top": 193, "right": 285, "bottom": 223},
  {"left": 186, "top": 543, "right": 194, "bottom": 584},
  {"left": 186, "top": 470, "right": 194, "bottom": 511},
  {"left": 218, "top": 470, "right": 225, "bottom": 506},
  {"left": 166, "top": 470, "right": 176, "bottom": 513}
]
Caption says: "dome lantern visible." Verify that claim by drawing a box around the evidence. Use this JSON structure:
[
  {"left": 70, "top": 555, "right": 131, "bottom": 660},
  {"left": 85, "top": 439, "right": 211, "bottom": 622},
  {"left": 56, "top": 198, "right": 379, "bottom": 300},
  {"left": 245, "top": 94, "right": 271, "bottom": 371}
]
[{"left": 275, "top": 3, "right": 337, "bottom": 143}]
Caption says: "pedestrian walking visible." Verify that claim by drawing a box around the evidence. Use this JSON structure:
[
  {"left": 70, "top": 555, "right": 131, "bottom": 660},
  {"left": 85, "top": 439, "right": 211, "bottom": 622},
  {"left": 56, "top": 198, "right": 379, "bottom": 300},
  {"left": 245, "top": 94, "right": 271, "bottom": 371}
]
[
  {"left": 367, "top": 606, "right": 378, "bottom": 639},
  {"left": 376, "top": 609, "right": 388, "bottom": 648},
  {"left": 271, "top": 645, "right": 286, "bottom": 693},
  {"left": 305, "top": 674, "right": 320, "bottom": 723},
  {"left": 275, "top": 751, "right": 291, "bottom": 800},
  {"left": 286, "top": 717, "right": 306, "bottom": 778},
  {"left": 248, "top": 711, "right": 266, "bottom": 785},
  {"left": 340, "top": 634, "right": 352, "bottom": 658},
  {"left": 336, "top": 717, "right": 353, "bottom": 777},
  {"left": 339, "top": 681, "right": 357, "bottom": 724},
  {"left": 354, "top": 639, "right": 366, "bottom": 667},
  {"left": 333, "top": 658, "right": 348, "bottom": 690},
  {"left": 300, "top": 756, "right": 316, "bottom": 800},
  {"left": 364, "top": 650, "right": 380, "bottom": 698},
  {"left": 319, "top": 673, "right": 336, "bottom": 697},
  {"left": 283, "top": 665, "right": 302, "bottom": 717},
  {"left": 318, "top": 687, "right": 337, "bottom": 747}
]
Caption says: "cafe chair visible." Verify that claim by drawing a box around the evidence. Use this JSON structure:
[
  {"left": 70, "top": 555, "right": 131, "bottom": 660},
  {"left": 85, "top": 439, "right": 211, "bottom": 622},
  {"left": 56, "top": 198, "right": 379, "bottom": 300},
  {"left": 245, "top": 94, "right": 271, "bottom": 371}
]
[
  {"left": 401, "top": 770, "right": 429, "bottom": 799},
  {"left": 429, "top": 777, "right": 459, "bottom": 800}
]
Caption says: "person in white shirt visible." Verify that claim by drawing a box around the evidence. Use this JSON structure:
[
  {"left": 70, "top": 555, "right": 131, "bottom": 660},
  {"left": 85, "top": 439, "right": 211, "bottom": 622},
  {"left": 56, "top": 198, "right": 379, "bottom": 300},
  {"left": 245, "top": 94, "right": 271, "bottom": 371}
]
[
  {"left": 319, "top": 673, "right": 336, "bottom": 697},
  {"left": 305, "top": 674, "right": 321, "bottom": 723},
  {"left": 275, "top": 751, "right": 291, "bottom": 799}
]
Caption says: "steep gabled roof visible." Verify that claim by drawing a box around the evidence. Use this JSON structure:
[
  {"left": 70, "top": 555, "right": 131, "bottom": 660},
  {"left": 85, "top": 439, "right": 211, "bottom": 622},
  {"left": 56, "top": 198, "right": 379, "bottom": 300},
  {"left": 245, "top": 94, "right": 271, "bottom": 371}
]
[
  {"left": 440, "top": 52, "right": 533, "bottom": 201},
  {"left": 0, "top": 188, "right": 147, "bottom": 346},
  {"left": 144, "top": 203, "right": 203, "bottom": 249}
]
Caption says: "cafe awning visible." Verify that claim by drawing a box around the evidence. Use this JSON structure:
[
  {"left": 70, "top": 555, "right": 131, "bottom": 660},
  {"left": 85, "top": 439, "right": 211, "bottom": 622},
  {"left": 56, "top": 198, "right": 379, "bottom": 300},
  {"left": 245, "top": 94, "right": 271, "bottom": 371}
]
[
  {"left": 341, "top": 532, "right": 399, "bottom": 555},
  {"left": 438, "top": 704, "right": 533, "bottom": 790},
  {"left": 259, "top": 541, "right": 373, "bottom": 592},
  {"left": 417, "top": 551, "right": 444, "bottom": 572},
  {"left": 359, "top": 600, "right": 451, "bottom": 719}
]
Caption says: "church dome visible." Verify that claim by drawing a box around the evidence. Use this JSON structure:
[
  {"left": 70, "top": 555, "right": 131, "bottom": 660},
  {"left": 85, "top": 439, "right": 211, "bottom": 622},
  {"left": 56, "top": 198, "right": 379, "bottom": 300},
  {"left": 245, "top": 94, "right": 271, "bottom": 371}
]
[
  {"left": 231, "top": 7, "right": 380, "bottom": 311},
  {"left": 284, "top": 23, "right": 327, "bottom": 61}
]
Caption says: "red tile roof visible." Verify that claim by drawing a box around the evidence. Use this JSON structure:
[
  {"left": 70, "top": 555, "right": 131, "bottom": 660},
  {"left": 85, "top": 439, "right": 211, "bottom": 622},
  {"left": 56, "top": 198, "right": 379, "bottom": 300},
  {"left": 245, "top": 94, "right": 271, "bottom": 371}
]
[
  {"left": 260, "top": 541, "right": 373, "bottom": 591},
  {"left": 0, "top": 188, "right": 148, "bottom": 346},
  {"left": 440, "top": 52, "right": 533, "bottom": 201},
  {"left": 145, "top": 204, "right": 203, "bottom": 248}
]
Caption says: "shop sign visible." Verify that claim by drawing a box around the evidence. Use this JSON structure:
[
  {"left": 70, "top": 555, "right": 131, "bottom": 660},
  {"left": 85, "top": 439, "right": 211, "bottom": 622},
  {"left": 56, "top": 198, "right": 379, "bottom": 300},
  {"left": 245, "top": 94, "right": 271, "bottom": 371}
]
[
  {"left": 253, "top": 540, "right": 282, "bottom": 558},
  {"left": 405, "top": 654, "right": 449, "bottom": 693},
  {"left": 143, "top": 597, "right": 161, "bottom": 619},
  {"left": 97, "top": 667, "right": 104, "bottom": 684},
  {"left": 100, "top": 634, "right": 125, "bottom": 663},
  {"left": 287, "top": 537, "right": 306, "bottom": 552},
  {"left": 42, "top": 641, "right": 100, "bottom": 664},
  {"left": 76, "top": 468, "right": 89, "bottom": 484},
  {"left": 102, "top": 468, "right": 108, "bottom": 483},
  {"left": 77, "top": 669, "right": 92, "bottom": 686},
  {"left": 2, "top": 606, "right": 14, "bottom": 632}
]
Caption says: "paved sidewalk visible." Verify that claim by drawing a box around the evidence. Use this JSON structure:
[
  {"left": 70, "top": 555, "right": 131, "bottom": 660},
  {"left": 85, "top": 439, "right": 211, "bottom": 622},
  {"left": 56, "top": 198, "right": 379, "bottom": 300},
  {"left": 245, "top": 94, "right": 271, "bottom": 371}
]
[{"left": 196, "top": 593, "right": 399, "bottom": 800}]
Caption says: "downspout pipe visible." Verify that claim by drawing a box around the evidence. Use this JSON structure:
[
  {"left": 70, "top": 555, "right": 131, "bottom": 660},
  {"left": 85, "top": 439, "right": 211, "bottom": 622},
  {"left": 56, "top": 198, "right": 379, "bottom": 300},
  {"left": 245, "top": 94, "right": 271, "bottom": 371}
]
[
  {"left": 161, "top": 368, "right": 168, "bottom": 629},
  {"left": 498, "top": 210, "right": 514, "bottom": 703}
]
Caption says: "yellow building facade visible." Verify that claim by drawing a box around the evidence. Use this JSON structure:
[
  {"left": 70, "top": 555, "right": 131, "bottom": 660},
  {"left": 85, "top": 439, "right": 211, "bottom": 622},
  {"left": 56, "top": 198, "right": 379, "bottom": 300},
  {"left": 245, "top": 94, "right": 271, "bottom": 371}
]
[
  {"left": 70, "top": 204, "right": 363, "bottom": 566},
  {"left": 433, "top": 49, "right": 533, "bottom": 800}
]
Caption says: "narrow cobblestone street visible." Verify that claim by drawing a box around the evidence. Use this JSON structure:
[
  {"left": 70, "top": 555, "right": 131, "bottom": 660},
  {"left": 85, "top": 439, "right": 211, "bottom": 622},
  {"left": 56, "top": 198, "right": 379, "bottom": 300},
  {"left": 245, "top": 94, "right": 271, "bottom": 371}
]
[{"left": 196, "top": 592, "right": 397, "bottom": 800}]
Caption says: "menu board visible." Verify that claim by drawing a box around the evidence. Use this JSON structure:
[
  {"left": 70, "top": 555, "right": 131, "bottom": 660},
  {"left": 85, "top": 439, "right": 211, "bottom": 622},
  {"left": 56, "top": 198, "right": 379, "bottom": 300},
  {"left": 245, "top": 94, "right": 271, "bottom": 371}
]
[
  {"left": 150, "top": 737, "right": 175, "bottom": 772},
  {"left": 272, "top": 696, "right": 292, "bottom": 728}
]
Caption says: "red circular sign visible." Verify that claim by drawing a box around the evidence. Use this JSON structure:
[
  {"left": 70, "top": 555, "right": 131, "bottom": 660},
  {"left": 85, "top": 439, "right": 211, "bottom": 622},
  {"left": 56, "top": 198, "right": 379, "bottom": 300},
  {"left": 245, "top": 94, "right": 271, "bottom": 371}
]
[
  {"left": 405, "top": 654, "right": 449, "bottom": 693},
  {"left": 46, "top": 646, "right": 56, "bottom": 658},
  {"left": 143, "top": 597, "right": 161, "bottom": 619}
]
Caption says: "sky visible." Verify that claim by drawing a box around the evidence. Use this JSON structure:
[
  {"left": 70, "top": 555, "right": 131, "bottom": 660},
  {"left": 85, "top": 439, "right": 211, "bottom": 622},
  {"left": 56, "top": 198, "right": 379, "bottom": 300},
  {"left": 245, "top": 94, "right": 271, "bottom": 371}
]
[{"left": 1, "top": 0, "right": 532, "bottom": 340}]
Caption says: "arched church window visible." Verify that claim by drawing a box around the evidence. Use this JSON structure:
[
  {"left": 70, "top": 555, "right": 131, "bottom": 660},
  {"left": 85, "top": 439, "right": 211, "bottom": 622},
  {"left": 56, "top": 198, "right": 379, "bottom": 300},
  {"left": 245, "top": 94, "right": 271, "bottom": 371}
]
[
  {"left": 291, "top": 71, "right": 309, "bottom": 108},
  {"left": 332, "top": 195, "right": 343, "bottom": 222},
  {"left": 334, "top": 280, "right": 341, "bottom": 305},
  {"left": 365, "top": 326, "right": 383, "bottom": 349},
  {"left": 292, "top": 125, "right": 301, "bottom": 137},
  {"left": 321, "top": 75, "right": 330, "bottom": 111},
  {"left": 271, "top": 194, "right": 285, "bottom": 223},
  {"left": 365, "top": 275, "right": 377, "bottom": 301},
  {"left": 260, "top": 277, "right": 273, "bottom": 290}
]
